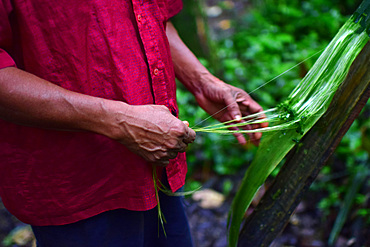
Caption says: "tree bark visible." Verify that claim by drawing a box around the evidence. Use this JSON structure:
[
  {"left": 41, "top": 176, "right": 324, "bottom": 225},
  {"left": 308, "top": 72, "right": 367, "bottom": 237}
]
[{"left": 238, "top": 42, "right": 370, "bottom": 247}]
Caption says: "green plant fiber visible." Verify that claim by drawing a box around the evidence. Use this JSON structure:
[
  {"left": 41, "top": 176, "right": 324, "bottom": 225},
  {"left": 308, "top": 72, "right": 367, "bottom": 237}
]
[{"left": 227, "top": 9, "right": 369, "bottom": 247}]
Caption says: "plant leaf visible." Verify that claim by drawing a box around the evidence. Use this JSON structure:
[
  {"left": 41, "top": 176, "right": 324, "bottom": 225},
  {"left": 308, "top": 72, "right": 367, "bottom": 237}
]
[{"left": 227, "top": 12, "right": 369, "bottom": 247}]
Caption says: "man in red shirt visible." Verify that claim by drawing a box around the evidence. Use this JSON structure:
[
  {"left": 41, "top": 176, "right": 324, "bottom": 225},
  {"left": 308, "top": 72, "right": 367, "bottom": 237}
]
[{"left": 0, "top": 0, "right": 266, "bottom": 246}]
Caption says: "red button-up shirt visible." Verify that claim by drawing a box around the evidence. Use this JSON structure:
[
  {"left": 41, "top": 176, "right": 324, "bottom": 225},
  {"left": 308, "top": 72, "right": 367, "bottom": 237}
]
[{"left": 0, "top": 0, "right": 186, "bottom": 226}]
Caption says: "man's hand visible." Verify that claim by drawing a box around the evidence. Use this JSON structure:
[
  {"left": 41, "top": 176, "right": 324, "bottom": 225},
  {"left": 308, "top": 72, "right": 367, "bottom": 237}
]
[
  {"left": 194, "top": 74, "right": 267, "bottom": 146},
  {"left": 166, "top": 22, "right": 267, "bottom": 146},
  {"left": 0, "top": 67, "right": 195, "bottom": 166},
  {"left": 106, "top": 104, "right": 196, "bottom": 166}
]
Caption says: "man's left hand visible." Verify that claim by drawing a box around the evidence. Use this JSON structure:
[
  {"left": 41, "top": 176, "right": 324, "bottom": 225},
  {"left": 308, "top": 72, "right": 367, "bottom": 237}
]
[{"left": 194, "top": 74, "right": 268, "bottom": 146}]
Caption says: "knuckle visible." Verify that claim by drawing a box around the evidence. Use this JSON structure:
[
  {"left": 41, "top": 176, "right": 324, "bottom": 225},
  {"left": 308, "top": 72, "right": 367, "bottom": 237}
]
[
  {"left": 148, "top": 156, "right": 157, "bottom": 163},
  {"left": 169, "top": 152, "right": 178, "bottom": 159},
  {"left": 153, "top": 152, "right": 165, "bottom": 161},
  {"left": 180, "top": 142, "right": 187, "bottom": 149},
  {"left": 165, "top": 139, "right": 179, "bottom": 149},
  {"left": 222, "top": 87, "right": 232, "bottom": 96},
  {"left": 172, "top": 123, "right": 186, "bottom": 135}
]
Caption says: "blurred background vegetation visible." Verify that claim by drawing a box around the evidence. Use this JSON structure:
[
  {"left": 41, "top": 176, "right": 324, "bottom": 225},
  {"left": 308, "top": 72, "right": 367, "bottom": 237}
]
[{"left": 172, "top": 0, "right": 369, "bottom": 245}]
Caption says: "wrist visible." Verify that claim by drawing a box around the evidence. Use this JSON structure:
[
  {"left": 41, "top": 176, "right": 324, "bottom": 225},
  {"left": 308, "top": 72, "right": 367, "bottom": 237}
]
[
  {"left": 176, "top": 67, "right": 215, "bottom": 96},
  {"left": 89, "top": 99, "right": 131, "bottom": 141}
]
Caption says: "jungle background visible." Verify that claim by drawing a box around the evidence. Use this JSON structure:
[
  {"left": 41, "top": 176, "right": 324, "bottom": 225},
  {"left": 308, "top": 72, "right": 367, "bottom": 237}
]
[{"left": 0, "top": 0, "right": 369, "bottom": 246}]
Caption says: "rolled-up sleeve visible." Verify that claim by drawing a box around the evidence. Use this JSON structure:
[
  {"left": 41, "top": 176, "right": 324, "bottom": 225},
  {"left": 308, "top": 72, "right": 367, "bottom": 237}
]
[
  {"left": 0, "top": 0, "right": 16, "bottom": 69},
  {"left": 167, "top": 0, "right": 183, "bottom": 19},
  {"left": 0, "top": 49, "right": 15, "bottom": 68}
]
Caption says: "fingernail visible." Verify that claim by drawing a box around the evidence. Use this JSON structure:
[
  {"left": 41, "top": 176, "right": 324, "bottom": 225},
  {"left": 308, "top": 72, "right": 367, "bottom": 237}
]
[
  {"left": 183, "top": 121, "right": 189, "bottom": 127},
  {"left": 235, "top": 115, "right": 242, "bottom": 121}
]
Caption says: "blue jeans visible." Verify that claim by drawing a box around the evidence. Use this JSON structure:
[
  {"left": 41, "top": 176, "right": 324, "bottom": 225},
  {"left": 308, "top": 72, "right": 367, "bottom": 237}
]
[{"left": 32, "top": 188, "right": 193, "bottom": 247}]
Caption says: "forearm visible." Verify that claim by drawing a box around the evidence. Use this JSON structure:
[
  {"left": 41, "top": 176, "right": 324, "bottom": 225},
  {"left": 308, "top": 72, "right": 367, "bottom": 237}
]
[
  {"left": 0, "top": 67, "right": 195, "bottom": 164},
  {"left": 0, "top": 67, "right": 123, "bottom": 138},
  {"left": 166, "top": 22, "right": 215, "bottom": 95},
  {"left": 166, "top": 22, "right": 267, "bottom": 145}
]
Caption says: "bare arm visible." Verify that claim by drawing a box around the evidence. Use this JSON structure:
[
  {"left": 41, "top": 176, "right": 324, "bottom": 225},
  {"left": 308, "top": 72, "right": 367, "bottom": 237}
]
[
  {"left": 0, "top": 67, "right": 195, "bottom": 165},
  {"left": 166, "top": 22, "right": 267, "bottom": 146},
  {"left": 0, "top": 67, "right": 115, "bottom": 133}
]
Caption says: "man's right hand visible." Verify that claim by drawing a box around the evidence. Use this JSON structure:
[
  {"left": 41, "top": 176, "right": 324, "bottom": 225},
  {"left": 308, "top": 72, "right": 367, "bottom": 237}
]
[
  {"left": 104, "top": 103, "right": 196, "bottom": 166},
  {"left": 0, "top": 67, "right": 195, "bottom": 167}
]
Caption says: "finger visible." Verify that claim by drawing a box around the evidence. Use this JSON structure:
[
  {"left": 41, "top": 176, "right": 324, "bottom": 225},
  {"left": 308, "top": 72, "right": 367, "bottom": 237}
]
[
  {"left": 183, "top": 127, "right": 196, "bottom": 144},
  {"left": 237, "top": 124, "right": 261, "bottom": 147},
  {"left": 161, "top": 150, "right": 181, "bottom": 162},
  {"left": 224, "top": 92, "right": 243, "bottom": 121},
  {"left": 176, "top": 141, "right": 188, "bottom": 153},
  {"left": 259, "top": 113, "right": 269, "bottom": 128},
  {"left": 236, "top": 119, "right": 261, "bottom": 146},
  {"left": 242, "top": 99, "right": 264, "bottom": 115},
  {"left": 226, "top": 124, "right": 247, "bottom": 145},
  {"left": 234, "top": 132, "right": 247, "bottom": 145},
  {"left": 249, "top": 111, "right": 267, "bottom": 145},
  {"left": 240, "top": 123, "right": 255, "bottom": 146},
  {"left": 152, "top": 154, "right": 170, "bottom": 166},
  {"left": 154, "top": 160, "right": 169, "bottom": 167},
  {"left": 165, "top": 151, "right": 179, "bottom": 160},
  {"left": 254, "top": 132, "right": 262, "bottom": 142},
  {"left": 233, "top": 89, "right": 266, "bottom": 146},
  {"left": 250, "top": 119, "right": 264, "bottom": 141},
  {"left": 182, "top": 120, "right": 195, "bottom": 144},
  {"left": 250, "top": 133, "right": 260, "bottom": 146},
  {"left": 239, "top": 99, "right": 268, "bottom": 129}
]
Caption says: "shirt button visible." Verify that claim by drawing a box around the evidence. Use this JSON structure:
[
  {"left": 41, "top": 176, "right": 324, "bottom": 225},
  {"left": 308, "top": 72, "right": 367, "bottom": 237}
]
[
  {"left": 153, "top": 68, "right": 159, "bottom": 76},
  {"left": 137, "top": 14, "right": 141, "bottom": 23}
]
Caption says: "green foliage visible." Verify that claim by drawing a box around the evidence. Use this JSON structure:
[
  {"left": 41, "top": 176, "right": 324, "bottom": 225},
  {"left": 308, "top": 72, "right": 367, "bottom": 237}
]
[
  {"left": 176, "top": 0, "right": 369, "bottom": 244},
  {"left": 177, "top": 1, "right": 359, "bottom": 177},
  {"left": 2, "top": 225, "right": 33, "bottom": 247},
  {"left": 228, "top": 14, "right": 369, "bottom": 244}
]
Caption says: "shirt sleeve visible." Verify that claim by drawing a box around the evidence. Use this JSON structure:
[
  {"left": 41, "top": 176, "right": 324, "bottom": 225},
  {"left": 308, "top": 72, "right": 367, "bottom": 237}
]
[
  {"left": 0, "top": 0, "right": 16, "bottom": 69},
  {"left": 167, "top": 0, "right": 183, "bottom": 19}
]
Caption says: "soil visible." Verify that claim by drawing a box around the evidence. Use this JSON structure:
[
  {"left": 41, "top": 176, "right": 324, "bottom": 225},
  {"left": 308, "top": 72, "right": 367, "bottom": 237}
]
[{"left": 184, "top": 173, "right": 369, "bottom": 247}]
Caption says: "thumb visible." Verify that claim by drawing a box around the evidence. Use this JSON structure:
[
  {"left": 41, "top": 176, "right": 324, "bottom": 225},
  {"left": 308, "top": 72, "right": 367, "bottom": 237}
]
[{"left": 182, "top": 120, "right": 196, "bottom": 144}]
